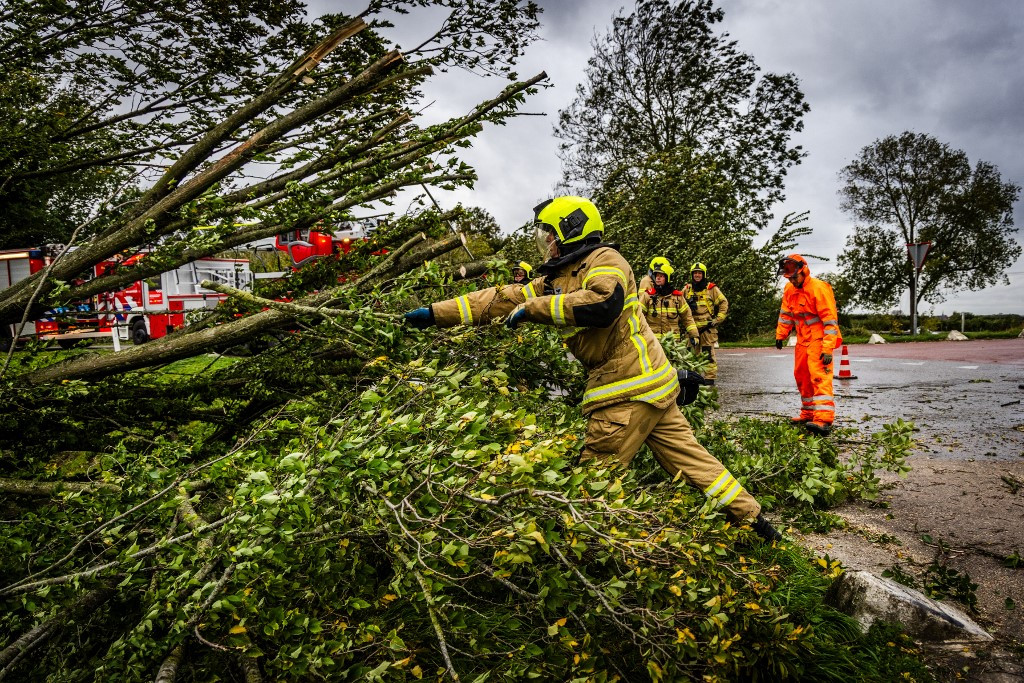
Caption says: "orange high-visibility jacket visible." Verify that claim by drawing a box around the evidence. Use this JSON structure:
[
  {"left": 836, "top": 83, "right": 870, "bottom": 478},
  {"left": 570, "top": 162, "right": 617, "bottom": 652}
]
[{"left": 776, "top": 276, "right": 842, "bottom": 351}]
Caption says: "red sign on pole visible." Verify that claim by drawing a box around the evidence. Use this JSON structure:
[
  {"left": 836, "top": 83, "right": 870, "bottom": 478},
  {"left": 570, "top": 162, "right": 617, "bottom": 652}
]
[{"left": 906, "top": 242, "right": 932, "bottom": 271}]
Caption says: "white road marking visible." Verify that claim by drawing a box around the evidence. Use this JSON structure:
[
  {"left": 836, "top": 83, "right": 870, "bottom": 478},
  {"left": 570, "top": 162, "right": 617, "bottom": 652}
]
[
  {"left": 901, "top": 362, "right": 925, "bottom": 366},
  {"left": 850, "top": 358, "right": 874, "bottom": 362},
  {"left": 725, "top": 352, "right": 747, "bottom": 356},
  {"left": 767, "top": 354, "right": 788, "bottom": 358},
  {"left": 958, "top": 365, "right": 979, "bottom": 369}
]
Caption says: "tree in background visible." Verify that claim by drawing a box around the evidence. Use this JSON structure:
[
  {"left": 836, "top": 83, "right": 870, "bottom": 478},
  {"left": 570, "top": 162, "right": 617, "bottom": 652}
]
[
  {"left": 554, "top": 0, "right": 808, "bottom": 231},
  {"left": 0, "top": 0, "right": 542, "bottom": 249},
  {"left": 599, "top": 148, "right": 811, "bottom": 337},
  {"left": 0, "top": 0, "right": 310, "bottom": 247},
  {"left": 0, "top": 0, "right": 545, "bottom": 382},
  {"left": 837, "top": 131, "right": 1021, "bottom": 313}
]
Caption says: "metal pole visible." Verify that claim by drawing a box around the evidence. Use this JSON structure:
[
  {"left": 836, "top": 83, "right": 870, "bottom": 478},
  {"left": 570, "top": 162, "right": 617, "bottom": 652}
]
[
  {"left": 961, "top": 311, "right": 965, "bottom": 333},
  {"left": 912, "top": 269, "right": 919, "bottom": 336}
]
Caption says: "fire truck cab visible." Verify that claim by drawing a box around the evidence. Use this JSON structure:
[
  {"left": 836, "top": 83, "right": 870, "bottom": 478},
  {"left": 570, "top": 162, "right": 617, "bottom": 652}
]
[{"left": 274, "top": 225, "right": 363, "bottom": 268}]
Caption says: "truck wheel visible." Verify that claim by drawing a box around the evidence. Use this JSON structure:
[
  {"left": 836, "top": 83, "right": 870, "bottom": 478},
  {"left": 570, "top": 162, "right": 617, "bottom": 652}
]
[{"left": 131, "top": 319, "right": 150, "bottom": 345}]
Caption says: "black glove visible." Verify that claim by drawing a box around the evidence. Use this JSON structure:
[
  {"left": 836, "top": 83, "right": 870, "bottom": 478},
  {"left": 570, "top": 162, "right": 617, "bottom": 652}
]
[
  {"left": 404, "top": 306, "right": 435, "bottom": 329},
  {"left": 820, "top": 352, "right": 833, "bottom": 365},
  {"left": 775, "top": 339, "right": 784, "bottom": 350},
  {"left": 676, "top": 369, "right": 711, "bottom": 406}
]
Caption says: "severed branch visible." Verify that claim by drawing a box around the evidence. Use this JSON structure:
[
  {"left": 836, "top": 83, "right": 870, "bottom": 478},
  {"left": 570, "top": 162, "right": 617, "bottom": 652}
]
[
  {"left": 0, "top": 587, "right": 113, "bottom": 681},
  {"left": 199, "top": 280, "right": 397, "bottom": 322},
  {"left": 395, "top": 548, "right": 460, "bottom": 682},
  {"left": 154, "top": 644, "right": 185, "bottom": 683},
  {"left": 0, "top": 478, "right": 120, "bottom": 496}
]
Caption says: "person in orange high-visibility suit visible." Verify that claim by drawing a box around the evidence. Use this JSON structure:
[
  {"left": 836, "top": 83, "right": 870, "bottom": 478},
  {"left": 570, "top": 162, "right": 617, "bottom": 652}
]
[{"left": 774, "top": 254, "right": 842, "bottom": 436}]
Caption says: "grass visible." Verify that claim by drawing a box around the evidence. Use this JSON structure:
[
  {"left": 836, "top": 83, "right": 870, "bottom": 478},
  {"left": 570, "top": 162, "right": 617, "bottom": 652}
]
[{"left": 155, "top": 354, "right": 237, "bottom": 377}]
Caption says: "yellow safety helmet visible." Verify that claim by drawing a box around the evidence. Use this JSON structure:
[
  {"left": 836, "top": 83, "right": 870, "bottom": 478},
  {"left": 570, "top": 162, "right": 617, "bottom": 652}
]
[
  {"left": 533, "top": 196, "right": 604, "bottom": 254},
  {"left": 690, "top": 262, "right": 707, "bottom": 277},
  {"left": 649, "top": 256, "right": 674, "bottom": 281},
  {"left": 511, "top": 261, "right": 533, "bottom": 281}
]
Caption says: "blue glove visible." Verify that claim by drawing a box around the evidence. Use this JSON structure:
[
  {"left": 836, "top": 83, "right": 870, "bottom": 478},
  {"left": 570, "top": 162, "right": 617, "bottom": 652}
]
[
  {"left": 506, "top": 305, "right": 528, "bottom": 329},
  {"left": 404, "top": 307, "right": 435, "bottom": 329}
]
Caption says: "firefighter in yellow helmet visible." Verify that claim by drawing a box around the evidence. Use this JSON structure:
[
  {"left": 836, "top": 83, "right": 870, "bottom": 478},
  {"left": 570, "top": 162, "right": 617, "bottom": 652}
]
[
  {"left": 638, "top": 257, "right": 700, "bottom": 343},
  {"left": 680, "top": 262, "right": 728, "bottom": 384},
  {"left": 403, "top": 196, "right": 781, "bottom": 541},
  {"left": 511, "top": 261, "right": 533, "bottom": 284}
]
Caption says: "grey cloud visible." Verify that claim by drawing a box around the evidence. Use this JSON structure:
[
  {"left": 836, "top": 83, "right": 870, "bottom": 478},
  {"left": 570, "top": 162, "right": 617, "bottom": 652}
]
[{"left": 306, "top": 0, "right": 1024, "bottom": 313}]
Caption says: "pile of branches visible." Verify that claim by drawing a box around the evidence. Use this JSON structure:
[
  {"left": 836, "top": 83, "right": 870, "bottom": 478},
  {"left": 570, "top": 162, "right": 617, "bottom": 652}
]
[{"left": 1, "top": 258, "right": 918, "bottom": 680}]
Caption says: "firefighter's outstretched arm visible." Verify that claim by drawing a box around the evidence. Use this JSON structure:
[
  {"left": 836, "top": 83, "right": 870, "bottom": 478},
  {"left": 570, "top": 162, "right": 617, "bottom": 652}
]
[{"left": 414, "top": 284, "right": 529, "bottom": 329}]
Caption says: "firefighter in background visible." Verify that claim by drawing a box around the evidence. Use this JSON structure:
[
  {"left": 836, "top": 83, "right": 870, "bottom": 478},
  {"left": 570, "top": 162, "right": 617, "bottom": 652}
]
[
  {"left": 511, "top": 261, "right": 533, "bottom": 284},
  {"left": 774, "top": 254, "right": 842, "bottom": 436},
  {"left": 637, "top": 255, "right": 670, "bottom": 292},
  {"left": 681, "top": 263, "right": 728, "bottom": 384},
  {"left": 404, "top": 196, "right": 782, "bottom": 542},
  {"left": 638, "top": 258, "right": 699, "bottom": 343}
]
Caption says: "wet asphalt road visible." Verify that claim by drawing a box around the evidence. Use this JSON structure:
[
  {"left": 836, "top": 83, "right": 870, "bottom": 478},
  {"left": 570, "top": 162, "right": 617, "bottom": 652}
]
[{"left": 714, "top": 339, "right": 1024, "bottom": 461}]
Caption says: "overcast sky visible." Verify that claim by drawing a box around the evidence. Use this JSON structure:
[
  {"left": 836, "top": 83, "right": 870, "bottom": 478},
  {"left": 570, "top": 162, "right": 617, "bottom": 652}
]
[{"left": 341, "top": 0, "right": 1024, "bottom": 315}]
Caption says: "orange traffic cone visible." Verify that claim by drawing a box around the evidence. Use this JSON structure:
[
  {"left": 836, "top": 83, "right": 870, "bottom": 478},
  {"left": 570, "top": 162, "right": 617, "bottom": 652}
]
[{"left": 836, "top": 344, "right": 857, "bottom": 380}]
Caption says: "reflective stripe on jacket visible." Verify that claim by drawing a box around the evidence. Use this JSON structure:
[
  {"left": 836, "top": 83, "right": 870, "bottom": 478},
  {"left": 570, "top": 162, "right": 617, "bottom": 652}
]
[
  {"left": 776, "top": 275, "right": 842, "bottom": 352},
  {"left": 638, "top": 288, "right": 699, "bottom": 337},
  {"left": 680, "top": 283, "right": 728, "bottom": 325},
  {"left": 431, "top": 247, "right": 679, "bottom": 414}
]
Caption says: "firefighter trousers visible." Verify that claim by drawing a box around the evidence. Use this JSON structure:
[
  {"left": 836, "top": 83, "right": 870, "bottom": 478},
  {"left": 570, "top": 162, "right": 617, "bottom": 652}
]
[
  {"left": 794, "top": 339, "right": 835, "bottom": 423},
  {"left": 581, "top": 400, "right": 760, "bottom": 521},
  {"left": 696, "top": 326, "right": 718, "bottom": 379}
]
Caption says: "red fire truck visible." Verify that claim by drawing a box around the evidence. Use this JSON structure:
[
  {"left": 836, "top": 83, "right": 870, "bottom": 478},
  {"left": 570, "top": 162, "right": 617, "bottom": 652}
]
[
  {"left": 0, "top": 247, "right": 252, "bottom": 350},
  {"left": 273, "top": 225, "right": 362, "bottom": 267}
]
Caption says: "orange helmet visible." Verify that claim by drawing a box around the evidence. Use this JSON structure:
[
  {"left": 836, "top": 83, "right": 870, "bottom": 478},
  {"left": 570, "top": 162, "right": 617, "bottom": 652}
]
[{"left": 776, "top": 253, "right": 809, "bottom": 278}]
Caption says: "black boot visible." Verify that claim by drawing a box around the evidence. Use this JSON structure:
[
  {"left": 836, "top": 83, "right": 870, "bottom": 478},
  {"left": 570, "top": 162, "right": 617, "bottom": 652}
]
[{"left": 751, "top": 513, "right": 783, "bottom": 543}]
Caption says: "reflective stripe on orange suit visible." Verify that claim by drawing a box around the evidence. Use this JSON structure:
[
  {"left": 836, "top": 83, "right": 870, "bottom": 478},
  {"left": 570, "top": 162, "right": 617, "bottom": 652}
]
[{"left": 776, "top": 275, "right": 842, "bottom": 423}]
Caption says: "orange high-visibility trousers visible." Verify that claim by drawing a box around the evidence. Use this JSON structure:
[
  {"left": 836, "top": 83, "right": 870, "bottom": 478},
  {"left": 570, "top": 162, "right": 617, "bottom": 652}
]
[{"left": 794, "top": 338, "right": 835, "bottom": 423}]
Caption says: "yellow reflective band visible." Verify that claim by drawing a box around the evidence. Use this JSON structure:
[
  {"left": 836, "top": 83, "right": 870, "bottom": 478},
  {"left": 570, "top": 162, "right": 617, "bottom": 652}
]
[
  {"left": 624, "top": 293, "right": 638, "bottom": 310},
  {"left": 635, "top": 332, "right": 651, "bottom": 372},
  {"left": 581, "top": 266, "right": 626, "bottom": 288},
  {"left": 456, "top": 295, "right": 473, "bottom": 325},
  {"left": 704, "top": 470, "right": 734, "bottom": 498},
  {"left": 629, "top": 334, "right": 650, "bottom": 373},
  {"left": 583, "top": 361, "right": 674, "bottom": 404},
  {"left": 523, "top": 283, "right": 537, "bottom": 299},
  {"left": 631, "top": 371, "right": 679, "bottom": 403},
  {"left": 551, "top": 294, "right": 566, "bottom": 326},
  {"left": 719, "top": 481, "right": 744, "bottom": 506}
]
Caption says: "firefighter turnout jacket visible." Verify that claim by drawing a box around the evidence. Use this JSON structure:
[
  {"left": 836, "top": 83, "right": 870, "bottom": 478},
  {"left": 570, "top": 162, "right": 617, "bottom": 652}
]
[
  {"left": 639, "top": 285, "right": 699, "bottom": 339},
  {"left": 680, "top": 281, "right": 728, "bottom": 380},
  {"left": 681, "top": 282, "right": 728, "bottom": 326},
  {"left": 432, "top": 244, "right": 680, "bottom": 414}
]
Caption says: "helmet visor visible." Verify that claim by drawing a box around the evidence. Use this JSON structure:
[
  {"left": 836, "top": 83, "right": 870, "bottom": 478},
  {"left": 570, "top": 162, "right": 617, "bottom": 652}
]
[
  {"left": 534, "top": 224, "right": 557, "bottom": 259},
  {"left": 777, "top": 258, "right": 800, "bottom": 277}
]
